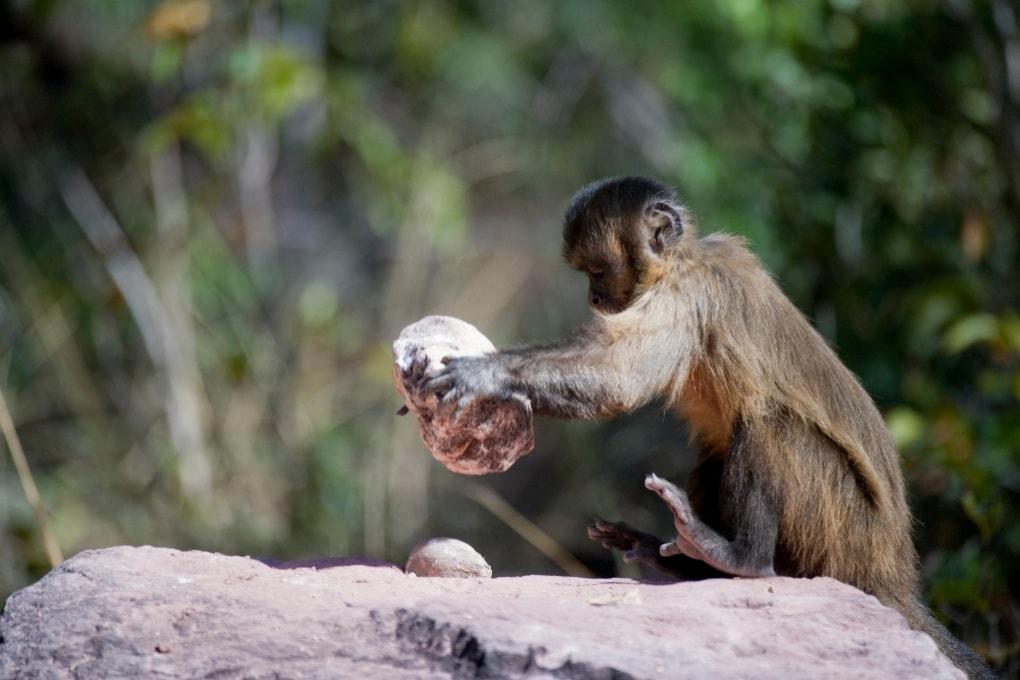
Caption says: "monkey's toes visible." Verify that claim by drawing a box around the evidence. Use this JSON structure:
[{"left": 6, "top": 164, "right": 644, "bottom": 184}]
[
  {"left": 644, "top": 472, "right": 678, "bottom": 493},
  {"left": 644, "top": 474, "right": 693, "bottom": 524},
  {"left": 643, "top": 473, "right": 683, "bottom": 501},
  {"left": 660, "top": 541, "right": 683, "bottom": 558},
  {"left": 660, "top": 535, "right": 704, "bottom": 562}
]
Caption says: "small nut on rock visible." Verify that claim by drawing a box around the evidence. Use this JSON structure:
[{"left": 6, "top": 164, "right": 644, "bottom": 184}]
[
  {"left": 405, "top": 538, "right": 492, "bottom": 578},
  {"left": 393, "top": 316, "right": 535, "bottom": 475}
]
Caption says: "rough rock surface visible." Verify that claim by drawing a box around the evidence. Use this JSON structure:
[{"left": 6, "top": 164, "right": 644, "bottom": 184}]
[
  {"left": 0, "top": 546, "right": 962, "bottom": 679},
  {"left": 393, "top": 315, "right": 534, "bottom": 474},
  {"left": 406, "top": 537, "right": 493, "bottom": 578}
]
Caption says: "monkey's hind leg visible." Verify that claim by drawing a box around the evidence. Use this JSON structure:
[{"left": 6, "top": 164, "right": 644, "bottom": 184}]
[
  {"left": 587, "top": 518, "right": 725, "bottom": 580},
  {"left": 645, "top": 473, "right": 777, "bottom": 579}
]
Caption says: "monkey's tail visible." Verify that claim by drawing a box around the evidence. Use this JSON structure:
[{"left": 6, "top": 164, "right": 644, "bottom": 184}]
[{"left": 903, "top": 600, "right": 996, "bottom": 679}]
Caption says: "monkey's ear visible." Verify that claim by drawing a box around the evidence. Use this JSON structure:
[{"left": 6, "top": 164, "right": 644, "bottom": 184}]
[{"left": 648, "top": 201, "right": 684, "bottom": 254}]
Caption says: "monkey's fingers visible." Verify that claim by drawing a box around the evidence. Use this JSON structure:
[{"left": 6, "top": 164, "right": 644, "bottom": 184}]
[
  {"left": 644, "top": 473, "right": 693, "bottom": 524},
  {"left": 410, "top": 355, "right": 429, "bottom": 384},
  {"left": 587, "top": 518, "right": 654, "bottom": 553},
  {"left": 437, "top": 391, "right": 473, "bottom": 422},
  {"left": 442, "top": 380, "right": 484, "bottom": 421},
  {"left": 437, "top": 386, "right": 463, "bottom": 415},
  {"left": 589, "top": 517, "right": 653, "bottom": 542},
  {"left": 441, "top": 355, "right": 483, "bottom": 367},
  {"left": 587, "top": 520, "right": 624, "bottom": 545},
  {"left": 588, "top": 517, "right": 628, "bottom": 535},
  {"left": 421, "top": 372, "right": 457, "bottom": 398},
  {"left": 401, "top": 351, "right": 429, "bottom": 383},
  {"left": 453, "top": 394, "right": 475, "bottom": 421}
]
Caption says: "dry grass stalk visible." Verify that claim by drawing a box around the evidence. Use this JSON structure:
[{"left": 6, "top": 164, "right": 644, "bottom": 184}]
[{"left": 0, "top": 386, "right": 63, "bottom": 567}]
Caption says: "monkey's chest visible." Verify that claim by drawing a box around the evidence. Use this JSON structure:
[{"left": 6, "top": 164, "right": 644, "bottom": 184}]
[{"left": 678, "top": 365, "right": 735, "bottom": 452}]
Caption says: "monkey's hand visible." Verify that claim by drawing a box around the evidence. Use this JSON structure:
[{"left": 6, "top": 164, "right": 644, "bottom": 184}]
[
  {"left": 419, "top": 355, "right": 514, "bottom": 416},
  {"left": 587, "top": 518, "right": 664, "bottom": 564},
  {"left": 397, "top": 350, "right": 431, "bottom": 412}
]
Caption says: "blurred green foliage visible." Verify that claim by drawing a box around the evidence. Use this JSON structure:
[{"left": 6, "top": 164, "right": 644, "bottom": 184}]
[{"left": 0, "top": 0, "right": 1017, "bottom": 672}]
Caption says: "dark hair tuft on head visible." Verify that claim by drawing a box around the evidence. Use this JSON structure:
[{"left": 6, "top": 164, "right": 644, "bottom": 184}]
[{"left": 565, "top": 176, "right": 678, "bottom": 227}]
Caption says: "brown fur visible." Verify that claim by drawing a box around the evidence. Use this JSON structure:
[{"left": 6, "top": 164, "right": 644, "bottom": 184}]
[
  {"left": 424, "top": 177, "right": 992, "bottom": 678},
  {"left": 654, "top": 234, "right": 911, "bottom": 591}
]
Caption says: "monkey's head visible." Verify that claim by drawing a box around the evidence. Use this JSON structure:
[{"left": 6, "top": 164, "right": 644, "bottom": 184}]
[{"left": 562, "top": 176, "right": 690, "bottom": 314}]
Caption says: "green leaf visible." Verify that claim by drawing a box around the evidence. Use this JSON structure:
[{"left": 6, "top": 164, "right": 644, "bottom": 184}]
[
  {"left": 942, "top": 313, "right": 998, "bottom": 354},
  {"left": 885, "top": 407, "right": 924, "bottom": 449},
  {"left": 150, "top": 42, "right": 183, "bottom": 83}
]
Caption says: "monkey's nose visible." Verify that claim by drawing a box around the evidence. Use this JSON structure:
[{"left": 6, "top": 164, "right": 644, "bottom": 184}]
[{"left": 589, "top": 292, "right": 601, "bottom": 307}]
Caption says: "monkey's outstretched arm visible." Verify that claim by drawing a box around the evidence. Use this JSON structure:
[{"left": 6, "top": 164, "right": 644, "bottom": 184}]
[
  {"left": 420, "top": 320, "right": 692, "bottom": 419},
  {"left": 497, "top": 333, "right": 676, "bottom": 418}
]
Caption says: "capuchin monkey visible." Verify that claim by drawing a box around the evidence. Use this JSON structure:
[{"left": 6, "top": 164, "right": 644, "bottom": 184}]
[{"left": 418, "top": 176, "right": 993, "bottom": 679}]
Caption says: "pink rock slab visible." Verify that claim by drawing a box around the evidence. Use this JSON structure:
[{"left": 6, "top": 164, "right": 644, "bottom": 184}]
[{"left": 0, "top": 546, "right": 962, "bottom": 679}]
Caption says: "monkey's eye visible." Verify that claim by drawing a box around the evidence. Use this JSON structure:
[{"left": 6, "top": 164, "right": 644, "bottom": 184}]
[{"left": 589, "top": 268, "right": 605, "bottom": 280}]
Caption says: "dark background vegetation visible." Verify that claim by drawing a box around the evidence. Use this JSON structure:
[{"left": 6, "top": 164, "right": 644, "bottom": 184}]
[{"left": 1, "top": 0, "right": 1017, "bottom": 672}]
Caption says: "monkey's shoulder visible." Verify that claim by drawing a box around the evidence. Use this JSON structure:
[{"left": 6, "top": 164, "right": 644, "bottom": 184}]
[
  {"left": 698, "top": 231, "right": 748, "bottom": 249},
  {"left": 692, "top": 232, "right": 777, "bottom": 291},
  {"left": 697, "top": 232, "right": 760, "bottom": 265}
]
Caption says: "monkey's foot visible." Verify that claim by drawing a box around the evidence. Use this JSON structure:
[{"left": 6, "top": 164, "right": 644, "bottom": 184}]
[
  {"left": 644, "top": 473, "right": 776, "bottom": 578},
  {"left": 587, "top": 518, "right": 663, "bottom": 564},
  {"left": 644, "top": 473, "right": 711, "bottom": 563},
  {"left": 644, "top": 474, "right": 692, "bottom": 522}
]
